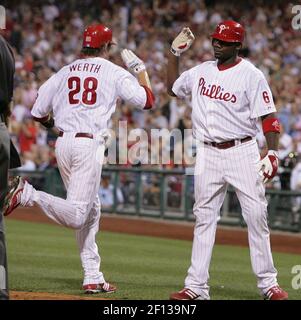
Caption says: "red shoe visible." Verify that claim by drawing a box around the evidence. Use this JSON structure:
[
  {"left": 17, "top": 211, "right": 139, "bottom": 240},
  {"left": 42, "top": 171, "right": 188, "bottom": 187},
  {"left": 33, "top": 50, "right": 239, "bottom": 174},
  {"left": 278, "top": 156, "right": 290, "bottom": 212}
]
[
  {"left": 263, "top": 285, "right": 288, "bottom": 300},
  {"left": 170, "top": 288, "right": 203, "bottom": 300},
  {"left": 3, "top": 176, "right": 24, "bottom": 216},
  {"left": 83, "top": 282, "right": 117, "bottom": 294}
]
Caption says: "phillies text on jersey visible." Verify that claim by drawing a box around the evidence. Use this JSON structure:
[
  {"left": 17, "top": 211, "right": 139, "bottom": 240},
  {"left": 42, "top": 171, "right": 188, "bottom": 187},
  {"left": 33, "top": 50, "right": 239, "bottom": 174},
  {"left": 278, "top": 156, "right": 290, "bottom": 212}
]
[{"left": 172, "top": 58, "right": 276, "bottom": 143}]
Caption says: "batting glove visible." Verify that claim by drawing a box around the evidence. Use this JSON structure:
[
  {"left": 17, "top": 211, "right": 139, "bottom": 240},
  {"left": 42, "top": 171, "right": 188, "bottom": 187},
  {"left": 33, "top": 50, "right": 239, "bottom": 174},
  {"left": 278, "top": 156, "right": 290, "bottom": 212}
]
[
  {"left": 259, "top": 150, "right": 279, "bottom": 183},
  {"left": 121, "top": 49, "right": 146, "bottom": 74},
  {"left": 171, "top": 27, "right": 195, "bottom": 56}
]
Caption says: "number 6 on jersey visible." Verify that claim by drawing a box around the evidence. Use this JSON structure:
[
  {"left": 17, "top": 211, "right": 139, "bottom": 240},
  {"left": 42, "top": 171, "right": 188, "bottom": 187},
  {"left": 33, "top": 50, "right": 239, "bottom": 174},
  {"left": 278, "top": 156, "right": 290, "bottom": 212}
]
[{"left": 68, "top": 76, "right": 98, "bottom": 105}]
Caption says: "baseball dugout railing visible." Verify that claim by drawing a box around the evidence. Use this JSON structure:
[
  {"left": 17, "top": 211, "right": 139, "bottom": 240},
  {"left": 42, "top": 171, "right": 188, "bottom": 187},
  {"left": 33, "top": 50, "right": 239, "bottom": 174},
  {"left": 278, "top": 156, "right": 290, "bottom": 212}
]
[{"left": 9, "top": 167, "right": 301, "bottom": 232}]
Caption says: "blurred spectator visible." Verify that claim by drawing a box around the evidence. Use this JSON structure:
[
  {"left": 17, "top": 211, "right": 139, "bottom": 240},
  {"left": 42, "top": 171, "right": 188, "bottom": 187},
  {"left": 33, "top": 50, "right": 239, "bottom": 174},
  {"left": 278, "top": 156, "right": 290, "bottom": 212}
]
[
  {"left": 142, "top": 173, "right": 160, "bottom": 206},
  {"left": 98, "top": 174, "right": 124, "bottom": 209},
  {"left": 290, "top": 157, "right": 301, "bottom": 224},
  {"left": 167, "top": 176, "right": 182, "bottom": 208},
  {"left": 150, "top": 108, "right": 169, "bottom": 129},
  {"left": 18, "top": 116, "right": 38, "bottom": 154},
  {"left": 119, "top": 172, "right": 137, "bottom": 206},
  {"left": 37, "top": 145, "right": 52, "bottom": 171},
  {"left": 11, "top": 87, "right": 30, "bottom": 122},
  {"left": 279, "top": 152, "right": 299, "bottom": 190},
  {"left": 278, "top": 125, "right": 293, "bottom": 160},
  {"left": 18, "top": 150, "right": 36, "bottom": 171}
]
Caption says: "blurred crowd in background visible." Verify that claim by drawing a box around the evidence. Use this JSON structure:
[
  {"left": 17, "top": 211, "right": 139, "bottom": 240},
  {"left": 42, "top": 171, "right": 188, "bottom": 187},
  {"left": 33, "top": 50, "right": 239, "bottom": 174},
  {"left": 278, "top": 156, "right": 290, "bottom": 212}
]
[{"left": 1, "top": 0, "right": 301, "bottom": 194}]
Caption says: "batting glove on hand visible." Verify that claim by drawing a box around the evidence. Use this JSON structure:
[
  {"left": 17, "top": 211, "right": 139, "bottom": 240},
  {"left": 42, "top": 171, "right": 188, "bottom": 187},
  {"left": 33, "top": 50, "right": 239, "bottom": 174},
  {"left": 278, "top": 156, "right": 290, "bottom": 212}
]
[
  {"left": 121, "top": 49, "right": 146, "bottom": 74},
  {"left": 259, "top": 150, "right": 279, "bottom": 183},
  {"left": 171, "top": 27, "right": 195, "bottom": 56}
]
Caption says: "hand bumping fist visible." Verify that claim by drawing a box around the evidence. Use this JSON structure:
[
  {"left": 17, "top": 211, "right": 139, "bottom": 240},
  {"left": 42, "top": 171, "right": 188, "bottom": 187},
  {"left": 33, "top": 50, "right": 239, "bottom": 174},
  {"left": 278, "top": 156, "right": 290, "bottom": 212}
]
[
  {"left": 121, "top": 49, "right": 146, "bottom": 74},
  {"left": 171, "top": 27, "right": 195, "bottom": 56}
]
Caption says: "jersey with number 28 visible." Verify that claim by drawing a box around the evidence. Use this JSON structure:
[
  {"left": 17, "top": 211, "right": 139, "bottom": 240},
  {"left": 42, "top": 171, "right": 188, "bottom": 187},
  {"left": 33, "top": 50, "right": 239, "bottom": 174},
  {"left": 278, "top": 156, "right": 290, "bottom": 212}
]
[{"left": 31, "top": 57, "right": 147, "bottom": 133}]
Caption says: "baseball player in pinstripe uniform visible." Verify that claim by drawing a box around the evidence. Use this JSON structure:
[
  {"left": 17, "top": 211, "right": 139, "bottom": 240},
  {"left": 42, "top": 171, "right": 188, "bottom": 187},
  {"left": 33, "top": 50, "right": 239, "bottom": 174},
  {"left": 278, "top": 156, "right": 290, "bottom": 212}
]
[
  {"left": 167, "top": 21, "right": 288, "bottom": 300},
  {"left": 3, "top": 24, "right": 154, "bottom": 294}
]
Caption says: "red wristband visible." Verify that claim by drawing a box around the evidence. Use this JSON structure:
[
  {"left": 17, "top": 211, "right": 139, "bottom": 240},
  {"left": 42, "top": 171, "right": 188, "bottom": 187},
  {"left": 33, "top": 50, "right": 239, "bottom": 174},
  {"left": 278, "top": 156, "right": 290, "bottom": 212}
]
[
  {"left": 262, "top": 118, "right": 280, "bottom": 134},
  {"left": 142, "top": 86, "right": 155, "bottom": 110}
]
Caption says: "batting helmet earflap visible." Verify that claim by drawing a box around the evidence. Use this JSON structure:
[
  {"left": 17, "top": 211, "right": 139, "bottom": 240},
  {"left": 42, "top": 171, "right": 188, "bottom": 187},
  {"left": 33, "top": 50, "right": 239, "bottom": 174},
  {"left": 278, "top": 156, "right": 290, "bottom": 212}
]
[
  {"left": 82, "top": 24, "right": 114, "bottom": 49},
  {"left": 211, "top": 20, "right": 245, "bottom": 43}
]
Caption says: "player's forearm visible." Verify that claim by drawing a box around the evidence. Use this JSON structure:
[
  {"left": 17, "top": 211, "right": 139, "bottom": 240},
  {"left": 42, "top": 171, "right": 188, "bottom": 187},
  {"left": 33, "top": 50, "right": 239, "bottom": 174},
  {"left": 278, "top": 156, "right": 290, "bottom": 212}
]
[
  {"left": 167, "top": 27, "right": 195, "bottom": 96},
  {"left": 167, "top": 51, "right": 179, "bottom": 96},
  {"left": 137, "top": 70, "right": 152, "bottom": 91},
  {"left": 264, "top": 132, "right": 279, "bottom": 151},
  {"left": 137, "top": 71, "right": 155, "bottom": 109},
  {"left": 121, "top": 49, "right": 155, "bottom": 109},
  {"left": 33, "top": 114, "right": 55, "bottom": 129}
]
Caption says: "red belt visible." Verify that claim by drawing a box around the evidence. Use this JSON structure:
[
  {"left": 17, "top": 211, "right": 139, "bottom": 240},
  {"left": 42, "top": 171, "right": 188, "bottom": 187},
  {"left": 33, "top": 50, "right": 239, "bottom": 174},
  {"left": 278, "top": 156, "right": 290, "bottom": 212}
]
[
  {"left": 58, "top": 131, "right": 94, "bottom": 139},
  {"left": 204, "top": 136, "right": 252, "bottom": 149}
]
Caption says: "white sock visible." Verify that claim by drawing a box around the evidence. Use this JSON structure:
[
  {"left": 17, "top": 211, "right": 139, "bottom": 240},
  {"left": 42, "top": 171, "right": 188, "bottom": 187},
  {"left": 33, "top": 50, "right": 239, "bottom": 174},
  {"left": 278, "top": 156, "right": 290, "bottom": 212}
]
[{"left": 20, "top": 181, "right": 37, "bottom": 207}]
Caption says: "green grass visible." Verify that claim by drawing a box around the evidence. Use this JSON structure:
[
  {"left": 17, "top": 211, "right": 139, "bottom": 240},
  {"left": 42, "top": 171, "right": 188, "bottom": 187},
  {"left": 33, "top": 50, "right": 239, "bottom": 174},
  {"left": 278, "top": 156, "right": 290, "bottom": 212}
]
[{"left": 5, "top": 219, "right": 301, "bottom": 300}]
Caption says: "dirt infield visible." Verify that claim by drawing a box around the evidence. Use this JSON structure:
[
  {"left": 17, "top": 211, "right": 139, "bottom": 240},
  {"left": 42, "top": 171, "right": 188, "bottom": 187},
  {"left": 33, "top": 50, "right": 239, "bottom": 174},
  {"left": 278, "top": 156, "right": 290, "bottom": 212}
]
[
  {"left": 6, "top": 206, "right": 301, "bottom": 300},
  {"left": 10, "top": 291, "right": 108, "bottom": 300}
]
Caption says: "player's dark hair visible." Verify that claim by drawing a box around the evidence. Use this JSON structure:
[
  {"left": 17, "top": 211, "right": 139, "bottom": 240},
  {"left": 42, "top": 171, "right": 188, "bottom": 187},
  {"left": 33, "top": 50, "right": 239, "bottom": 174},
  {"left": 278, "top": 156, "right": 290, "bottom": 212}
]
[
  {"left": 81, "top": 47, "right": 101, "bottom": 56},
  {"left": 81, "top": 43, "right": 112, "bottom": 57}
]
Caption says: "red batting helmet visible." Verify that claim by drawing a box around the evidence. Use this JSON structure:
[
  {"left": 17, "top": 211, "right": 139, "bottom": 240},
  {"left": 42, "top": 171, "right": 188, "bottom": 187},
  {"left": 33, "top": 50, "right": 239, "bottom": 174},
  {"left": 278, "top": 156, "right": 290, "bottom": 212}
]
[
  {"left": 211, "top": 20, "right": 245, "bottom": 43},
  {"left": 82, "top": 24, "right": 114, "bottom": 48}
]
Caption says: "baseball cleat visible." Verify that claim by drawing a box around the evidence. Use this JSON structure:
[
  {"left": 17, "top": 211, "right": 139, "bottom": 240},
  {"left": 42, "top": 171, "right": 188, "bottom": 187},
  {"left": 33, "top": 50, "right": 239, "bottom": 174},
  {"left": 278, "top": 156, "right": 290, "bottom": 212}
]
[
  {"left": 3, "top": 176, "right": 24, "bottom": 216},
  {"left": 170, "top": 288, "right": 203, "bottom": 300},
  {"left": 83, "top": 282, "right": 117, "bottom": 294},
  {"left": 263, "top": 285, "right": 288, "bottom": 300}
]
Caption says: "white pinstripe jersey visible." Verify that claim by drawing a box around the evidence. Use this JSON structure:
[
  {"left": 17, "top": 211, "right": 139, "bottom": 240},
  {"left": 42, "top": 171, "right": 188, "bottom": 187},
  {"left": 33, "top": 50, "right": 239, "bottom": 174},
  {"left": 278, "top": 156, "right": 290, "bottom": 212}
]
[
  {"left": 31, "top": 57, "right": 147, "bottom": 132},
  {"left": 172, "top": 58, "right": 276, "bottom": 143}
]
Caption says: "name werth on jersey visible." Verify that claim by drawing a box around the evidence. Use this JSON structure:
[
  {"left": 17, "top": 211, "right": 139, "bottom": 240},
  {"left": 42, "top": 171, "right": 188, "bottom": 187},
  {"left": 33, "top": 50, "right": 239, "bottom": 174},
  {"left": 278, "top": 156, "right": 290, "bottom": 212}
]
[
  {"left": 69, "top": 63, "right": 101, "bottom": 73},
  {"left": 198, "top": 77, "right": 237, "bottom": 103}
]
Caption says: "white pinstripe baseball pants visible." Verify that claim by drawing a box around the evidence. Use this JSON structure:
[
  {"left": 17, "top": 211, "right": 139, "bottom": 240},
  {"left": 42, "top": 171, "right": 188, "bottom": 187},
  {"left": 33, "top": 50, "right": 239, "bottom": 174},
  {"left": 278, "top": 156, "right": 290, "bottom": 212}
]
[
  {"left": 185, "top": 139, "right": 278, "bottom": 299},
  {"left": 21, "top": 133, "right": 106, "bottom": 286}
]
